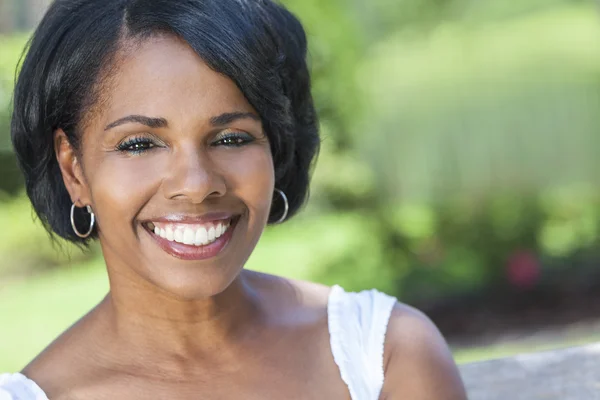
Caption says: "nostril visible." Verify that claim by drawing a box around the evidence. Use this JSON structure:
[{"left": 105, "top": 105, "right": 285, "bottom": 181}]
[{"left": 162, "top": 159, "right": 227, "bottom": 202}]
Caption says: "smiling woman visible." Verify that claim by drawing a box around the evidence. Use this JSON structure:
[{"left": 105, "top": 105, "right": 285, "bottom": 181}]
[{"left": 0, "top": 1, "right": 466, "bottom": 399}]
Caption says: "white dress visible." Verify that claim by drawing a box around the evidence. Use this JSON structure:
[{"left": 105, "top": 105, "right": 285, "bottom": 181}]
[{"left": 0, "top": 285, "right": 397, "bottom": 400}]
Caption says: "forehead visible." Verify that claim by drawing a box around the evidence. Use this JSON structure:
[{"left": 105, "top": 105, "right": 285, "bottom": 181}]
[{"left": 94, "top": 35, "right": 255, "bottom": 128}]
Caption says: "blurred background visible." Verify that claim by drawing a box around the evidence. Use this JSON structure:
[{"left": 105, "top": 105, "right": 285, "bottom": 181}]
[{"left": 1, "top": 0, "right": 600, "bottom": 372}]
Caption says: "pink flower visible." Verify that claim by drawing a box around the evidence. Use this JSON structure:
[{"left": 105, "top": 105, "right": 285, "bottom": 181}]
[{"left": 506, "top": 250, "right": 541, "bottom": 289}]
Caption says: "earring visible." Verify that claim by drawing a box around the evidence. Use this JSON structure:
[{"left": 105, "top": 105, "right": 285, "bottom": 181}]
[
  {"left": 70, "top": 203, "right": 95, "bottom": 238},
  {"left": 272, "top": 188, "right": 289, "bottom": 224}
]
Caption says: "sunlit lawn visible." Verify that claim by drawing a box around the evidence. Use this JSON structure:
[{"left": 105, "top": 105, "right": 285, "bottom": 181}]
[{"left": 0, "top": 258, "right": 108, "bottom": 372}]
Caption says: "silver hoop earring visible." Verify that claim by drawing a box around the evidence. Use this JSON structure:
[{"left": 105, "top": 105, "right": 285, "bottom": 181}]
[
  {"left": 70, "top": 203, "right": 95, "bottom": 238},
  {"left": 273, "top": 188, "right": 289, "bottom": 224}
]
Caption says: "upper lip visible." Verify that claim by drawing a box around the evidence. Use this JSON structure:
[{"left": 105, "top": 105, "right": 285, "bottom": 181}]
[{"left": 145, "top": 212, "right": 240, "bottom": 224}]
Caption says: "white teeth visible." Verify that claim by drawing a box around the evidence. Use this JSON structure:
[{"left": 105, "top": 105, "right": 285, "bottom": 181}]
[
  {"left": 183, "top": 228, "right": 195, "bottom": 245},
  {"left": 174, "top": 229, "right": 183, "bottom": 243},
  {"left": 195, "top": 227, "right": 208, "bottom": 246},
  {"left": 150, "top": 219, "right": 233, "bottom": 247}
]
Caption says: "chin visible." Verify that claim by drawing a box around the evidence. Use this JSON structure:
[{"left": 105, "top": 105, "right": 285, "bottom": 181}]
[
  {"left": 147, "top": 262, "right": 243, "bottom": 300},
  {"left": 105, "top": 211, "right": 264, "bottom": 300}
]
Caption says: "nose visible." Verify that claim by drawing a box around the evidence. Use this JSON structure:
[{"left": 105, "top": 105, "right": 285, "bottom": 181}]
[{"left": 162, "top": 146, "right": 226, "bottom": 203}]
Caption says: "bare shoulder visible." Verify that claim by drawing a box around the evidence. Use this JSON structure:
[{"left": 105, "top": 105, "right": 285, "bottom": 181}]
[
  {"left": 380, "top": 302, "right": 467, "bottom": 400},
  {"left": 21, "top": 340, "right": 78, "bottom": 399},
  {"left": 21, "top": 306, "right": 103, "bottom": 399},
  {"left": 243, "top": 270, "right": 332, "bottom": 310}
]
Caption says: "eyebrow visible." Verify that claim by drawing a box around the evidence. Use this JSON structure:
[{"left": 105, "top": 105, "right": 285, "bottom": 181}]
[
  {"left": 104, "top": 112, "right": 260, "bottom": 131},
  {"left": 104, "top": 115, "right": 168, "bottom": 131},
  {"left": 210, "top": 112, "right": 261, "bottom": 126}
]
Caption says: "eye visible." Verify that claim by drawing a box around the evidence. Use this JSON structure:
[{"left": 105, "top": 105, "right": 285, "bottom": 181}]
[
  {"left": 116, "top": 136, "right": 157, "bottom": 155},
  {"left": 212, "top": 132, "right": 255, "bottom": 147}
]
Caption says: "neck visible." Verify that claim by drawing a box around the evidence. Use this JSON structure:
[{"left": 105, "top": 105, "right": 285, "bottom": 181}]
[{"left": 95, "top": 269, "right": 264, "bottom": 373}]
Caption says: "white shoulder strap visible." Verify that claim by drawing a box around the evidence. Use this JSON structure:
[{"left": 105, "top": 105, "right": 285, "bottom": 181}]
[
  {"left": 328, "top": 285, "right": 397, "bottom": 400},
  {"left": 0, "top": 373, "right": 48, "bottom": 400}
]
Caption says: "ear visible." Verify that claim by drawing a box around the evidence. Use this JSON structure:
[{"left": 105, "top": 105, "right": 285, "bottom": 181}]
[{"left": 54, "top": 129, "right": 91, "bottom": 207}]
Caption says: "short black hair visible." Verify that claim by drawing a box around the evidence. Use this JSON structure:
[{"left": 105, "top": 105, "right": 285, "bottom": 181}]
[{"left": 11, "top": 0, "right": 320, "bottom": 244}]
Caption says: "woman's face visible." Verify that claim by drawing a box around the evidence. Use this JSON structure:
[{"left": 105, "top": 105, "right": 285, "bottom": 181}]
[{"left": 62, "top": 35, "right": 275, "bottom": 299}]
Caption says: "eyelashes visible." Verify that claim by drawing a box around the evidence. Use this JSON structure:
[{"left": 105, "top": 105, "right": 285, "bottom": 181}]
[
  {"left": 116, "top": 132, "right": 255, "bottom": 155},
  {"left": 116, "top": 136, "right": 156, "bottom": 154},
  {"left": 213, "top": 132, "right": 255, "bottom": 147}
]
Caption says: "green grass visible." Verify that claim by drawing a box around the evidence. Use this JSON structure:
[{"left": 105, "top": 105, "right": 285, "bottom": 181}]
[
  {"left": 453, "top": 334, "right": 600, "bottom": 365},
  {"left": 0, "top": 258, "right": 109, "bottom": 371}
]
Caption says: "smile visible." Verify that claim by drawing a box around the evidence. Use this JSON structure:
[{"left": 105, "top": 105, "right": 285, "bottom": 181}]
[
  {"left": 142, "top": 215, "right": 241, "bottom": 260},
  {"left": 147, "top": 219, "right": 232, "bottom": 247}
]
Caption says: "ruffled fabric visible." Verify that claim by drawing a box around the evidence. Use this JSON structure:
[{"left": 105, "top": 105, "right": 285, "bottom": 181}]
[
  {"left": 0, "top": 373, "right": 48, "bottom": 400},
  {"left": 327, "top": 285, "right": 397, "bottom": 400}
]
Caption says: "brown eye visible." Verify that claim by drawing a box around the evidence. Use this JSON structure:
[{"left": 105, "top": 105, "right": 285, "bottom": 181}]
[
  {"left": 213, "top": 132, "right": 254, "bottom": 147},
  {"left": 116, "top": 137, "right": 156, "bottom": 154}
]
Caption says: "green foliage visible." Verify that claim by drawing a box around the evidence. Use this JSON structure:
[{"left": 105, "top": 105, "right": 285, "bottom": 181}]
[
  {"left": 281, "top": 0, "right": 365, "bottom": 150},
  {"left": 0, "top": 193, "right": 96, "bottom": 277},
  {"left": 358, "top": 3, "right": 600, "bottom": 201},
  {"left": 0, "top": 35, "right": 26, "bottom": 196},
  {"left": 355, "top": 0, "right": 586, "bottom": 41},
  {"left": 0, "top": 35, "right": 25, "bottom": 152},
  {"left": 538, "top": 185, "right": 600, "bottom": 257}
]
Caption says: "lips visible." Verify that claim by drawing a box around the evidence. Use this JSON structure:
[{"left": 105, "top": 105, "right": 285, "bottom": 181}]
[{"left": 142, "top": 215, "right": 241, "bottom": 261}]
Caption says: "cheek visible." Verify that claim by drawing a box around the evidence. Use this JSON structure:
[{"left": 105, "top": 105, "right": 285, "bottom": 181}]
[
  {"left": 88, "top": 153, "right": 163, "bottom": 228},
  {"left": 216, "top": 146, "right": 275, "bottom": 215}
]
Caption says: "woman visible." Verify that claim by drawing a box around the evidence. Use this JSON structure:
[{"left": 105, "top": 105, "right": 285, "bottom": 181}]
[{"left": 0, "top": 0, "right": 467, "bottom": 399}]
